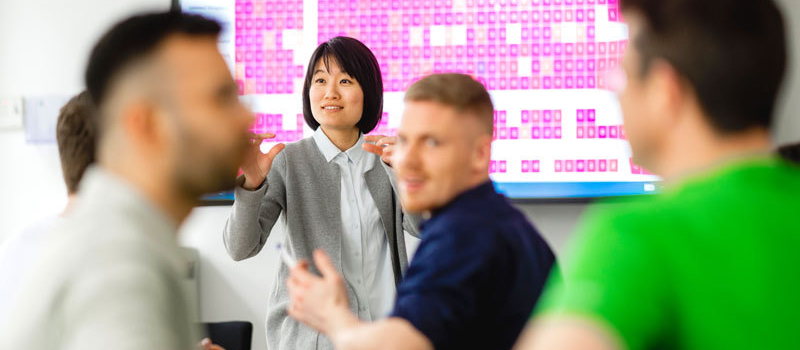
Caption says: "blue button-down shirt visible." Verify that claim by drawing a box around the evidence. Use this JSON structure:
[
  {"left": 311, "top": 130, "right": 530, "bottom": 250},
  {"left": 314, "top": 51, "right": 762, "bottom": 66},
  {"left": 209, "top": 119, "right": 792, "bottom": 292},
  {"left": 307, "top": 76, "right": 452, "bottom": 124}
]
[{"left": 391, "top": 181, "right": 556, "bottom": 349}]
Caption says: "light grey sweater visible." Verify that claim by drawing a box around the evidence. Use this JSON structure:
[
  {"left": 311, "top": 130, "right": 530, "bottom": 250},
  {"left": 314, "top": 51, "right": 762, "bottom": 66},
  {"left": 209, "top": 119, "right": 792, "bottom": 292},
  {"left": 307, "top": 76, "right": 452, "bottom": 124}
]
[{"left": 223, "top": 137, "right": 421, "bottom": 350}]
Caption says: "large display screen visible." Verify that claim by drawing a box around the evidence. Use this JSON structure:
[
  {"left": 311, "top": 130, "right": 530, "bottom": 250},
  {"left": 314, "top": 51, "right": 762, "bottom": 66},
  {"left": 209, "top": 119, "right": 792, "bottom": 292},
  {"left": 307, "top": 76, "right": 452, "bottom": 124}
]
[{"left": 181, "top": 0, "right": 660, "bottom": 201}]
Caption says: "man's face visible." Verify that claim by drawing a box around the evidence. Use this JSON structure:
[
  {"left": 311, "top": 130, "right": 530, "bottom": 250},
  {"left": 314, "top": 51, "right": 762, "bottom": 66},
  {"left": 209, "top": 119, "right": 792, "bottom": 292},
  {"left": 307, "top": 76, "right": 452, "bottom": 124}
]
[
  {"left": 392, "top": 100, "right": 490, "bottom": 213},
  {"left": 157, "top": 35, "right": 253, "bottom": 197}
]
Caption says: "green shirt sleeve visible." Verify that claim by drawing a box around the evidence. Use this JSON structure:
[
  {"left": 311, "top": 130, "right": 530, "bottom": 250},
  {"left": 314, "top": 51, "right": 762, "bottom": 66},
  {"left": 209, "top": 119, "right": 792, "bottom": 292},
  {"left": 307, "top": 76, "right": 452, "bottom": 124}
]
[{"left": 535, "top": 205, "right": 671, "bottom": 350}]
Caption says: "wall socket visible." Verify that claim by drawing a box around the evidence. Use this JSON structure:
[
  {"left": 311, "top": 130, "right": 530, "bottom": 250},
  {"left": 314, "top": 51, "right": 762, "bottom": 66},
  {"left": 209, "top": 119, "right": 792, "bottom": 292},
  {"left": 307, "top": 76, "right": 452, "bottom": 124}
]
[
  {"left": 24, "top": 95, "right": 71, "bottom": 143},
  {"left": 0, "top": 97, "right": 24, "bottom": 130}
]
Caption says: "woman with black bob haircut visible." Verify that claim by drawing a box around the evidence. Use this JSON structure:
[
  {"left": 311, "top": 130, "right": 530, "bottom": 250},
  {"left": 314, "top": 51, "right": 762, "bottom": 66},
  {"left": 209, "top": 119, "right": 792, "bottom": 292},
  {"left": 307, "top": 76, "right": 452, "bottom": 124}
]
[{"left": 222, "top": 36, "right": 421, "bottom": 350}]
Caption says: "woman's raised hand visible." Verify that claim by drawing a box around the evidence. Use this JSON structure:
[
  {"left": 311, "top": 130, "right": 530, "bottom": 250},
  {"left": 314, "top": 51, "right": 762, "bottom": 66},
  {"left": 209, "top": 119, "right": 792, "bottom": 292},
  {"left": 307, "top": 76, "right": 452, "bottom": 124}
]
[{"left": 241, "top": 133, "right": 285, "bottom": 190}]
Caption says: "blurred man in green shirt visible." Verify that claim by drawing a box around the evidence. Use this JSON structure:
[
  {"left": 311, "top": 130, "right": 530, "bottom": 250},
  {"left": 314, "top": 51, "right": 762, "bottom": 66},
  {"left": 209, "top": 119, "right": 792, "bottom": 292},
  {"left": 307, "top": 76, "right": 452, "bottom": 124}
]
[{"left": 515, "top": 0, "right": 800, "bottom": 349}]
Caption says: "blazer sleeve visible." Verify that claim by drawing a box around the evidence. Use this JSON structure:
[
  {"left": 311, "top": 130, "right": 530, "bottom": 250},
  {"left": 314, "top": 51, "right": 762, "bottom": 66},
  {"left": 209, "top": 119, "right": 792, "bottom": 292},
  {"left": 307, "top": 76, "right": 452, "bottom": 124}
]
[
  {"left": 380, "top": 162, "right": 423, "bottom": 238},
  {"left": 223, "top": 151, "right": 288, "bottom": 261}
]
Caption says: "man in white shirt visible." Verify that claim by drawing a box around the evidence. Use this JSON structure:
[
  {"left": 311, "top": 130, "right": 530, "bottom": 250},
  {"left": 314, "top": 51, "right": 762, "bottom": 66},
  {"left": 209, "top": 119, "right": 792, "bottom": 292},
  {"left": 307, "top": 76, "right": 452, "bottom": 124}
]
[
  {"left": 0, "top": 91, "right": 95, "bottom": 328},
  {"left": 0, "top": 11, "right": 253, "bottom": 350}
]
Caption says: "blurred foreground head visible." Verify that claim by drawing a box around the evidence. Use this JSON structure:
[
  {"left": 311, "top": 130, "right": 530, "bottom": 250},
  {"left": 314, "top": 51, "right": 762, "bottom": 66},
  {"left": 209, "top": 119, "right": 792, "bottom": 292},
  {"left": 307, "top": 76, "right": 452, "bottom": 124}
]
[
  {"left": 617, "top": 0, "right": 786, "bottom": 176},
  {"left": 85, "top": 11, "right": 253, "bottom": 202}
]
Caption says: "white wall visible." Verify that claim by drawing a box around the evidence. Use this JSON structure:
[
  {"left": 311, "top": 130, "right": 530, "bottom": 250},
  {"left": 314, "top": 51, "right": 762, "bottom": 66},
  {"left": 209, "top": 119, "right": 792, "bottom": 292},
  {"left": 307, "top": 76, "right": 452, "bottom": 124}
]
[{"left": 1, "top": 1, "right": 799, "bottom": 350}]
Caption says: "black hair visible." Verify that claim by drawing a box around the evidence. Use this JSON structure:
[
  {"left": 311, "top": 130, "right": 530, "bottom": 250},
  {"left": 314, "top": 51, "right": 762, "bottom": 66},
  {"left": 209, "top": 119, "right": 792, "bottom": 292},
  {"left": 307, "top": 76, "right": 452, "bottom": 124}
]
[
  {"left": 302, "top": 36, "right": 383, "bottom": 134},
  {"left": 85, "top": 11, "right": 221, "bottom": 107},
  {"left": 621, "top": 0, "right": 787, "bottom": 133}
]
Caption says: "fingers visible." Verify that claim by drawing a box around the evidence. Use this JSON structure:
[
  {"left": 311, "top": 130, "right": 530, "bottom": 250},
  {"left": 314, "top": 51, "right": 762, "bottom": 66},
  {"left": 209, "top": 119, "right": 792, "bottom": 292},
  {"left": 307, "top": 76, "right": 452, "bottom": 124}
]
[
  {"left": 288, "top": 260, "right": 316, "bottom": 287},
  {"left": 362, "top": 142, "right": 384, "bottom": 156},
  {"left": 312, "top": 249, "right": 339, "bottom": 279},
  {"left": 266, "top": 143, "right": 286, "bottom": 160},
  {"left": 247, "top": 132, "right": 277, "bottom": 139},
  {"left": 377, "top": 136, "right": 397, "bottom": 147},
  {"left": 364, "top": 134, "right": 386, "bottom": 143},
  {"left": 259, "top": 143, "right": 286, "bottom": 166}
]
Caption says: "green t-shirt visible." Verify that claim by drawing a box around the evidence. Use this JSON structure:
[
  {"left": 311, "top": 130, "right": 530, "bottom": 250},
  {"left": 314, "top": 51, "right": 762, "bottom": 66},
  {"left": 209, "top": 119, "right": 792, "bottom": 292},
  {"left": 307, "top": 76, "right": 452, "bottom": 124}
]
[{"left": 537, "top": 157, "right": 800, "bottom": 350}]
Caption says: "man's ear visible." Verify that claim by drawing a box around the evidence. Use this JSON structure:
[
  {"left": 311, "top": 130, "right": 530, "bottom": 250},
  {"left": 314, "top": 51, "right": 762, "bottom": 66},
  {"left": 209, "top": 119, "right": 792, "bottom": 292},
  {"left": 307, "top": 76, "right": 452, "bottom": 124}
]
[
  {"left": 121, "top": 100, "right": 162, "bottom": 148},
  {"left": 645, "top": 59, "right": 685, "bottom": 130},
  {"left": 472, "top": 133, "right": 493, "bottom": 172}
]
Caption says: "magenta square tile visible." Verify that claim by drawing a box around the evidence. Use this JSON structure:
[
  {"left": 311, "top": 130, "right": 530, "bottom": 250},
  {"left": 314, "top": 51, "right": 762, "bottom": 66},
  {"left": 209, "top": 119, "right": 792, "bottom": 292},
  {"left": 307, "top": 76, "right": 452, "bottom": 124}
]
[
  {"left": 499, "top": 160, "right": 507, "bottom": 173},
  {"left": 598, "top": 126, "right": 607, "bottom": 138},
  {"left": 610, "top": 159, "right": 618, "bottom": 172},
  {"left": 532, "top": 110, "right": 541, "bottom": 122},
  {"left": 609, "top": 126, "right": 619, "bottom": 138},
  {"left": 499, "top": 128, "right": 508, "bottom": 139},
  {"left": 576, "top": 126, "right": 585, "bottom": 138},
  {"left": 576, "top": 160, "right": 586, "bottom": 172},
  {"left": 543, "top": 127, "right": 552, "bottom": 139},
  {"left": 565, "top": 160, "right": 574, "bottom": 172},
  {"left": 588, "top": 109, "right": 596, "bottom": 121},
  {"left": 599, "top": 159, "right": 607, "bottom": 172},
  {"left": 554, "top": 160, "right": 563, "bottom": 172},
  {"left": 522, "top": 160, "right": 530, "bottom": 173},
  {"left": 554, "top": 127, "right": 562, "bottom": 139},
  {"left": 587, "top": 126, "right": 596, "bottom": 138},
  {"left": 587, "top": 160, "right": 596, "bottom": 172},
  {"left": 510, "top": 127, "right": 519, "bottom": 139},
  {"left": 521, "top": 110, "right": 530, "bottom": 123},
  {"left": 543, "top": 77, "right": 553, "bottom": 89},
  {"left": 532, "top": 160, "right": 540, "bottom": 172},
  {"left": 577, "top": 109, "right": 585, "bottom": 121},
  {"left": 543, "top": 110, "right": 552, "bottom": 122},
  {"left": 532, "top": 127, "right": 541, "bottom": 139},
  {"left": 490, "top": 160, "right": 497, "bottom": 173}
]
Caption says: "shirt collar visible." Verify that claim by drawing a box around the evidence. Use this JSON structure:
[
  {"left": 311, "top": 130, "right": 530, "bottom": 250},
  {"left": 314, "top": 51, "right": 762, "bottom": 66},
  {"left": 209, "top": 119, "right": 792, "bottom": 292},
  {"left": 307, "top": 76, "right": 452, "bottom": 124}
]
[
  {"left": 312, "top": 128, "right": 366, "bottom": 163},
  {"left": 421, "top": 180, "right": 498, "bottom": 230},
  {"left": 78, "top": 166, "right": 179, "bottom": 243}
]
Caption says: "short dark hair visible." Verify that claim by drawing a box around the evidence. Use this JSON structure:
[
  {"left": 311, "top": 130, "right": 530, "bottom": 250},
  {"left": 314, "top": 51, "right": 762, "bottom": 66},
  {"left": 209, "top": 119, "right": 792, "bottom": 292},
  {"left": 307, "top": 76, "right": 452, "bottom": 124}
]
[
  {"left": 85, "top": 11, "right": 221, "bottom": 108},
  {"left": 621, "top": 0, "right": 786, "bottom": 133},
  {"left": 404, "top": 74, "right": 494, "bottom": 135},
  {"left": 778, "top": 142, "right": 800, "bottom": 164},
  {"left": 302, "top": 36, "right": 383, "bottom": 134},
  {"left": 56, "top": 91, "right": 97, "bottom": 194}
]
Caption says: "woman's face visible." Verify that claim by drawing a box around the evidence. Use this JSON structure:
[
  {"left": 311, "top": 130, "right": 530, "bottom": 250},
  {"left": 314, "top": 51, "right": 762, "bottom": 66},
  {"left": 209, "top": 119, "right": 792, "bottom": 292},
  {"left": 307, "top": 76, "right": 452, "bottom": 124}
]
[{"left": 308, "top": 57, "right": 364, "bottom": 132}]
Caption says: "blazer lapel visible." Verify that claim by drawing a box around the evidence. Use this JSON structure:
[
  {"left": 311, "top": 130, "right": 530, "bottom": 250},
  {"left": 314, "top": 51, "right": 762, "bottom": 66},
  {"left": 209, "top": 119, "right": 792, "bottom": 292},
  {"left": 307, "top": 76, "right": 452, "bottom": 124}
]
[{"left": 364, "top": 156, "right": 402, "bottom": 283}]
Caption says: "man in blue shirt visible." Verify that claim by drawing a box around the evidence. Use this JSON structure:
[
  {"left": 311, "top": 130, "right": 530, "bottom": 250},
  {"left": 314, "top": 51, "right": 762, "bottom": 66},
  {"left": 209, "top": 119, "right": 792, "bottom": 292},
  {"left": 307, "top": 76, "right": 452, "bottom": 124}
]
[{"left": 286, "top": 73, "right": 556, "bottom": 349}]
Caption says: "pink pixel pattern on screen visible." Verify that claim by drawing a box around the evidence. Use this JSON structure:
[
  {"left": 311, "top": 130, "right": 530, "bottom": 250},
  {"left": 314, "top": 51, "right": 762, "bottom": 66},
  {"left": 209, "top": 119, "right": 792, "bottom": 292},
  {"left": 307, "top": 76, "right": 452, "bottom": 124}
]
[
  {"left": 494, "top": 109, "right": 563, "bottom": 140},
  {"left": 319, "top": 0, "right": 625, "bottom": 92},
  {"left": 235, "top": 0, "right": 305, "bottom": 95},
  {"left": 555, "top": 158, "right": 617, "bottom": 173},
  {"left": 576, "top": 108, "right": 624, "bottom": 139},
  {"left": 251, "top": 113, "right": 306, "bottom": 141},
  {"left": 235, "top": 0, "right": 626, "bottom": 143},
  {"left": 235, "top": 0, "right": 625, "bottom": 96}
]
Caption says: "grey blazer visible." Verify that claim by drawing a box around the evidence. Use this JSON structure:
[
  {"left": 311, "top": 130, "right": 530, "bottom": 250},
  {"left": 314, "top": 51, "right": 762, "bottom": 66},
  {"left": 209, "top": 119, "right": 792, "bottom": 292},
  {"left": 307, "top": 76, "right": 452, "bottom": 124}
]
[{"left": 223, "top": 137, "right": 421, "bottom": 350}]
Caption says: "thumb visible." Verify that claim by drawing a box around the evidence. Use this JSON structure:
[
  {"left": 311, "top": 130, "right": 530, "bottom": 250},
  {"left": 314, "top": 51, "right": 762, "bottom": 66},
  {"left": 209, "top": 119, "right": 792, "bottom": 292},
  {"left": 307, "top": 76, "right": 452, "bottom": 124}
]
[
  {"left": 259, "top": 143, "right": 285, "bottom": 166},
  {"left": 312, "top": 249, "right": 338, "bottom": 279}
]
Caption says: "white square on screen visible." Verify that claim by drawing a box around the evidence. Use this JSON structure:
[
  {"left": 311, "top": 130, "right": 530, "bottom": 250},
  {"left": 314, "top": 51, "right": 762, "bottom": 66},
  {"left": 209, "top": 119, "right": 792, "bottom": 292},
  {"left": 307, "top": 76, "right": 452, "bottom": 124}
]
[
  {"left": 430, "top": 25, "right": 446, "bottom": 46},
  {"left": 506, "top": 23, "right": 522, "bottom": 45},
  {"left": 517, "top": 57, "right": 532, "bottom": 77},
  {"left": 451, "top": 25, "right": 467, "bottom": 46}
]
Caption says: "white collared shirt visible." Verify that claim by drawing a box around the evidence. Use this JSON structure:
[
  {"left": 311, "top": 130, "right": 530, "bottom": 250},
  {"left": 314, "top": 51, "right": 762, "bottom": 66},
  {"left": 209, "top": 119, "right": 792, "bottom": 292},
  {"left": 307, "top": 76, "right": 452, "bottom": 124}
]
[{"left": 312, "top": 128, "right": 395, "bottom": 321}]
